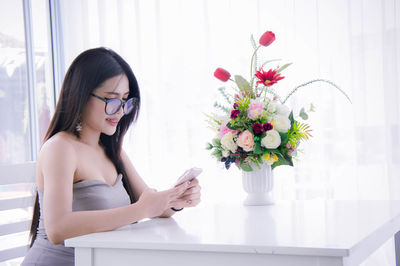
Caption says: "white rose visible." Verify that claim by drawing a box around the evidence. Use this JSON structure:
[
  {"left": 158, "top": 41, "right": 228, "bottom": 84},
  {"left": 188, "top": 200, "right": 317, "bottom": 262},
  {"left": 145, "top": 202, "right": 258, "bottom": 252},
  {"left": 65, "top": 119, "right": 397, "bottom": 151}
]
[
  {"left": 275, "top": 104, "right": 290, "bottom": 117},
  {"left": 220, "top": 132, "right": 238, "bottom": 153},
  {"left": 261, "top": 129, "right": 281, "bottom": 149},
  {"left": 222, "top": 149, "right": 229, "bottom": 157},
  {"left": 272, "top": 115, "right": 291, "bottom": 133}
]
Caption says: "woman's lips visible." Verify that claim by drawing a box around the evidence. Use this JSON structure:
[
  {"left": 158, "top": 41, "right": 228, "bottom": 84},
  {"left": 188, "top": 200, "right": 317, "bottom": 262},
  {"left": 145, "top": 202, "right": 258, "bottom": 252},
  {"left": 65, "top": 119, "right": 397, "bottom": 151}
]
[{"left": 106, "top": 118, "right": 119, "bottom": 126}]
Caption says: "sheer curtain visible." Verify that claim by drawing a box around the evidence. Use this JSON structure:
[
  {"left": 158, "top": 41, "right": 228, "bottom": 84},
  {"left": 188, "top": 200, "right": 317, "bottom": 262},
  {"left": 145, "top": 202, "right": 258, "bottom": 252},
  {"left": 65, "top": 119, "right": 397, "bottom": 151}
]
[{"left": 58, "top": 1, "right": 399, "bottom": 265}]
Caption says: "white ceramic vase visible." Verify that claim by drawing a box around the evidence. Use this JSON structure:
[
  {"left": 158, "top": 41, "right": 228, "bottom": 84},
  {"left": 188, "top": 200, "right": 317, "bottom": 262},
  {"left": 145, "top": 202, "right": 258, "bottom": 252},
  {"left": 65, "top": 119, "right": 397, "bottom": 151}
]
[{"left": 242, "top": 163, "right": 274, "bottom": 206}]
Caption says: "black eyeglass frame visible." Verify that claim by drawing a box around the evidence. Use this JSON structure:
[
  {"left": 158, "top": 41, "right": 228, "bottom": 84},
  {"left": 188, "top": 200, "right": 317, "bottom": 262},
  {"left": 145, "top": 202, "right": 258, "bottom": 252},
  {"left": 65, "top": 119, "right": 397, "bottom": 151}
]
[{"left": 90, "top": 93, "right": 137, "bottom": 115}]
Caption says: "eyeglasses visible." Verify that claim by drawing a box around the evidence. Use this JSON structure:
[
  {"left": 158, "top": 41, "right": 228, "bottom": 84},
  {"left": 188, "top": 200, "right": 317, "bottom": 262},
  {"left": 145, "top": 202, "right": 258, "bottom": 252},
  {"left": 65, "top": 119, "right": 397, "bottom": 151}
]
[{"left": 90, "top": 93, "right": 137, "bottom": 115}]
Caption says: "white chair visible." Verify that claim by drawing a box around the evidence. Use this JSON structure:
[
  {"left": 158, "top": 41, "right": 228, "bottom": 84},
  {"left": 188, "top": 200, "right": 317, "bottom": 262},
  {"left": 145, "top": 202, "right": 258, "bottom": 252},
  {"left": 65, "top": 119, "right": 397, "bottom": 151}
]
[{"left": 0, "top": 162, "right": 36, "bottom": 263}]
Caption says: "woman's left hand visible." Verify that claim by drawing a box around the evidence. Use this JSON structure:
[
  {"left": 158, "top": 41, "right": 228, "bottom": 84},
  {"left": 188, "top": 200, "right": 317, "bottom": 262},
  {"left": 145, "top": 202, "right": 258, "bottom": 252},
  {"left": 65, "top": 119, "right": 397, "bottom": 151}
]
[{"left": 170, "top": 178, "right": 201, "bottom": 209}]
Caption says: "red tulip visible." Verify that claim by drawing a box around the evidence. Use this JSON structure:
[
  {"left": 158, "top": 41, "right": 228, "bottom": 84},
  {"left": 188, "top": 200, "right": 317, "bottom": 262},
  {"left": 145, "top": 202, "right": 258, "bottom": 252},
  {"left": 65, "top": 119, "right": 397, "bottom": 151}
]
[
  {"left": 214, "top": 68, "right": 231, "bottom": 82},
  {"left": 259, "top": 31, "right": 275, "bottom": 47}
]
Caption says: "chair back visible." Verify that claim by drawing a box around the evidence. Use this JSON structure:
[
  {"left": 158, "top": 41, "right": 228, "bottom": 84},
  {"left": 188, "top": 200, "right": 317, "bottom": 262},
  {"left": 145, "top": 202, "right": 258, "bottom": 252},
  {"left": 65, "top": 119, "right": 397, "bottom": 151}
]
[{"left": 0, "top": 162, "right": 36, "bottom": 263}]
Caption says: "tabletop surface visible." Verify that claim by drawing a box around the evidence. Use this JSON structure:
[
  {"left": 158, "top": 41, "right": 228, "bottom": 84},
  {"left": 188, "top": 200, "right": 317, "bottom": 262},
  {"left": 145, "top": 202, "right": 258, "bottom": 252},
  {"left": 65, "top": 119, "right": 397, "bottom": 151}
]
[{"left": 65, "top": 200, "right": 400, "bottom": 257}]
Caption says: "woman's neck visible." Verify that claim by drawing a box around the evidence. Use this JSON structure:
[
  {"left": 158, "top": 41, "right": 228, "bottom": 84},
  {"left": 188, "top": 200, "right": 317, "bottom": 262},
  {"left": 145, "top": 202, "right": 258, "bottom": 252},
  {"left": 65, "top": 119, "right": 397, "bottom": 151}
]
[{"left": 78, "top": 127, "right": 101, "bottom": 148}]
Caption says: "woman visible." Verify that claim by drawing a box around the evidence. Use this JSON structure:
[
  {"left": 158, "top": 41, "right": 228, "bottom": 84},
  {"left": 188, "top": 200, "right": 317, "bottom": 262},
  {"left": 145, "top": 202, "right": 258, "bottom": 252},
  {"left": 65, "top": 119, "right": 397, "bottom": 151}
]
[{"left": 22, "top": 47, "right": 201, "bottom": 265}]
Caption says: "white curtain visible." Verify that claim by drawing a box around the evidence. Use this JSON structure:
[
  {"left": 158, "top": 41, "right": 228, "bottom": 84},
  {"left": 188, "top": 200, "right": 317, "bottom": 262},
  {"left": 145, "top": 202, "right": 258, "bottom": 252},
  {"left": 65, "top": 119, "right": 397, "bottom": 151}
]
[{"left": 59, "top": 1, "right": 400, "bottom": 265}]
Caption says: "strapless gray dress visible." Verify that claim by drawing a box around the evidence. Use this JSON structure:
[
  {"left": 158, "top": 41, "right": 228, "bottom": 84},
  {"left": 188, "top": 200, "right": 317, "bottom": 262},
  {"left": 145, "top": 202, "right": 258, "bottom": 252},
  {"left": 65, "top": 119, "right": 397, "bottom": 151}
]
[{"left": 21, "top": 174, "right": 131, "bottom": 266}]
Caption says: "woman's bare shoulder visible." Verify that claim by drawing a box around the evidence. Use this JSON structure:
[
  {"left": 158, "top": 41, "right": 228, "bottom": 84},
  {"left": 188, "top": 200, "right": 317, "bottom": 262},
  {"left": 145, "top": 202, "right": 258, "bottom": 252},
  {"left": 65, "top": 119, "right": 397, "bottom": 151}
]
[
  {"left": 36, "top": 132, "right": 78, "bottom": 187},
  {"left": 38, "top": 132, "right": 78, "bottom": 167},
  {"left": 41, "top": 132, "right": 76, "bottom": 152}
]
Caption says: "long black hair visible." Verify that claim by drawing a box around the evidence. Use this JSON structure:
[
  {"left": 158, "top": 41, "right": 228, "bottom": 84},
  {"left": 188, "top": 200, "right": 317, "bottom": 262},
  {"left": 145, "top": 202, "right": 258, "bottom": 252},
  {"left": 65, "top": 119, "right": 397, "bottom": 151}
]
[{"left": 29, "top": 47, "right": 140, "bottom": 247}]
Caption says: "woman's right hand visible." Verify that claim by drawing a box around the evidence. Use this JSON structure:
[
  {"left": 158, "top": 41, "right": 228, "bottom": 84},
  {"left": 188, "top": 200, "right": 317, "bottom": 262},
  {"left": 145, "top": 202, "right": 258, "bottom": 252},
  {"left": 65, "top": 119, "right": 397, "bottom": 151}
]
[{"left": 137, "top": 181, "right": 189, "bottom": 218}]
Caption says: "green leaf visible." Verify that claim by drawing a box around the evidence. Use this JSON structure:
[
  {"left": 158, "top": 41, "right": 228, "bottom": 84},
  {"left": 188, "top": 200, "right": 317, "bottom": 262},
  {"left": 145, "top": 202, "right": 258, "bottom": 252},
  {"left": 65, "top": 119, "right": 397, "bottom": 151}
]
[
  {"left": 276, "top": 63, "right": 292, "bottom": 74},
  {"left": 271, "top": 153, "right": 293, "bottom": 169},
  {"left": 248, "top": 127, "right": 254, "bottom": 135},
  {"left": 268, "top": 148, "right": 283, "bottom": 157},
  {"left": 234, "top": 75, "right": 252, "bottom": 93},
  {"left": 309, "top": 103, "right": 316, "bottom": 112},
  {"left": 205, "top": 143, "right": 213, "bottom": 150},
  {"left": 227, "top": 117, "right": 253, "bottom": 131},
  {"left": 240, "top": 164, "right": 253, "bottom": 172},
  {"left": 227, "top": 120, "right": 240, "bottom": 130},
  {"left": 279, "top": 133, "right": 289, "bottom": 145},
  {"left": 271, "top": 157, "right": 289, "bottom": 169},
  {"left": 212, "top": 138, "right": 221, "bottom": 147},
  {"left": 299, "top": 107, "right": 309, "bottom": 120},
  {"left": 237, "top": 96, "right": 251, "bottom": 110},
  {"left": 253, "top": 142, "right": 263, "bottom": 155},
  {"left": 284, "top": 154, "right": 294, "bottom": 166},
  {"left": 211, "top": 149, "right": 222, "bottom": 157},
  {"left": 289, "top": 111, "right": 295, "bottom": 128}
]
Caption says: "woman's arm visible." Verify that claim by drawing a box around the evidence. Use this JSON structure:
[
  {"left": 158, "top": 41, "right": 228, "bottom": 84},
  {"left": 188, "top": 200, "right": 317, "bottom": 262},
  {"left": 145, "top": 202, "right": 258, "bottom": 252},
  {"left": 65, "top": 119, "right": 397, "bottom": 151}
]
[
  {"left": 39, "top": 139, "right": 188, "bottom": 245},
  {"left": 120, "top": 149, "right": 201, "bottom": 218}
]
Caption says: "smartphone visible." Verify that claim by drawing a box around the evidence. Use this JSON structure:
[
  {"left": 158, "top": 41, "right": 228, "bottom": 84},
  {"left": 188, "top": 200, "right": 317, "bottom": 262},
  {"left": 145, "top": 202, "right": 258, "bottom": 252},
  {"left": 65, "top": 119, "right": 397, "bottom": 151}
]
[{"left": 174, "top": 167, "right": 203, "bottom": 186}]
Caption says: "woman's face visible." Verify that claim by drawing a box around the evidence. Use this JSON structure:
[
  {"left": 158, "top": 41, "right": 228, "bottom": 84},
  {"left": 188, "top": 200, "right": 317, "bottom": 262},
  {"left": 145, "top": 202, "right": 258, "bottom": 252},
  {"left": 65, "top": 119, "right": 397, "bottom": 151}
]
[{"left": 81, "top": 74, "right": 130, "bottom": 136}]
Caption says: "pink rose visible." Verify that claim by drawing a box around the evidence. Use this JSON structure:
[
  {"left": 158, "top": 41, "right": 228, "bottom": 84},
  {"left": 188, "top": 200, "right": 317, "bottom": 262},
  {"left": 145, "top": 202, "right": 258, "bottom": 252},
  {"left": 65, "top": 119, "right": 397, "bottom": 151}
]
[
  {"left": 247, "top": 101, "right": 265, "bottom": 119},
  {"left": 237, "top": 130, "right": 255, "bottom": 152},
  {"left": 218, "top": 121, "right": 238, "bottom": 139}
]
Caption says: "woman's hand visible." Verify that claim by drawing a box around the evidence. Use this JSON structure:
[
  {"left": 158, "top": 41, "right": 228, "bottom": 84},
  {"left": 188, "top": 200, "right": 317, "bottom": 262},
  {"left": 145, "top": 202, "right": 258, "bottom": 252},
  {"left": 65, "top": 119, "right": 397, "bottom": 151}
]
[
  {"left": 170, "top": 178, "right": 201, "bottom": 209},
  {"left": 137, "top": 182, "right": 190, "bottom": 218}
]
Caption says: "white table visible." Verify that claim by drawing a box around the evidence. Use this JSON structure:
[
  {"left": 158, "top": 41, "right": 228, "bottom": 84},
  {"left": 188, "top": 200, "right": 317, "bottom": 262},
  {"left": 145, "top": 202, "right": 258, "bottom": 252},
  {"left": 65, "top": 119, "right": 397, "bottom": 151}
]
[{"left": 65, "top": 200, "right": 400, "bottom": 266}]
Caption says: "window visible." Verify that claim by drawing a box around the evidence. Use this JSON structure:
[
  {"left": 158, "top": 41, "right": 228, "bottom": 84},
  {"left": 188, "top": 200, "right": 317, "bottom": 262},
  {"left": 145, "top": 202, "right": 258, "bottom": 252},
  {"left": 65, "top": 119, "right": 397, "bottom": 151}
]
[
  {"left": 0, "top": 0, "right": 53, "bottom": 264},
  {"left": 0, "top": 0, "right": 32, "bottom": 164}
]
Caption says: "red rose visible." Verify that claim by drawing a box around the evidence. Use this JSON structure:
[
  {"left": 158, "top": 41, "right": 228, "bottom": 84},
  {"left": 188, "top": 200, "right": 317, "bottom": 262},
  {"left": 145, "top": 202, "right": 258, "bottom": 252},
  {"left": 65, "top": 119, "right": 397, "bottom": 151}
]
[
  {"left": 230, "top": 109, "right": 240, "bottom": 119},
  {"left": 255, "top": 68, "right": 284, "bottom": 87},
  {"left": 259, "top": 31, "right": 275, "bottom": 47},
  {"left": 214, "top": 68, "right": 231, "bottom": 82},
  {"left": 252, "top": 122, "right": 263, "bottom": 134}
]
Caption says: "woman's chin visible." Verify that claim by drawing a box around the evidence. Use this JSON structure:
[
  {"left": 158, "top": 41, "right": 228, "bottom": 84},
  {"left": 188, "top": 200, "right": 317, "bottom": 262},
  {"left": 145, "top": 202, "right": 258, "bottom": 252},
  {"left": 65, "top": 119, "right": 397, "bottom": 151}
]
[{"left": 102, "top": 128, "right": 117, "bottom": 136}]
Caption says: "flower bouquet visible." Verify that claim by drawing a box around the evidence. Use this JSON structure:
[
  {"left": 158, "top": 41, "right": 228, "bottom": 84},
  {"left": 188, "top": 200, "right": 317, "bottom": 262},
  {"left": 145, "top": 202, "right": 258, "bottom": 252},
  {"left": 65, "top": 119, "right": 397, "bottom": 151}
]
[{"left": 206, "top": 30, "right": 350, "bottom": 172}]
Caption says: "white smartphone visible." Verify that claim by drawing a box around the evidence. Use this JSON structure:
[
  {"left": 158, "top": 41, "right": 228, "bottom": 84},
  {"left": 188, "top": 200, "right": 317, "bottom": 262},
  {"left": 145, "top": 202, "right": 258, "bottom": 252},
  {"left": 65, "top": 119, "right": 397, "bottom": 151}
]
[{"left": 174, "top": 167, "right": 203, "bottom": 187}]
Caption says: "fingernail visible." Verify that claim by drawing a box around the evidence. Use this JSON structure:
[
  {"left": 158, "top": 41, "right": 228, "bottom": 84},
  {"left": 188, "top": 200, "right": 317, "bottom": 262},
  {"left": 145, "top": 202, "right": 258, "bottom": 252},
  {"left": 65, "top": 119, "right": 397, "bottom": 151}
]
[
  {"left": 186, "top": 200, "right": 192, "bottom": 204},
  {"left": 187, "top": 181, "right": 191, "bottom": 185}
]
